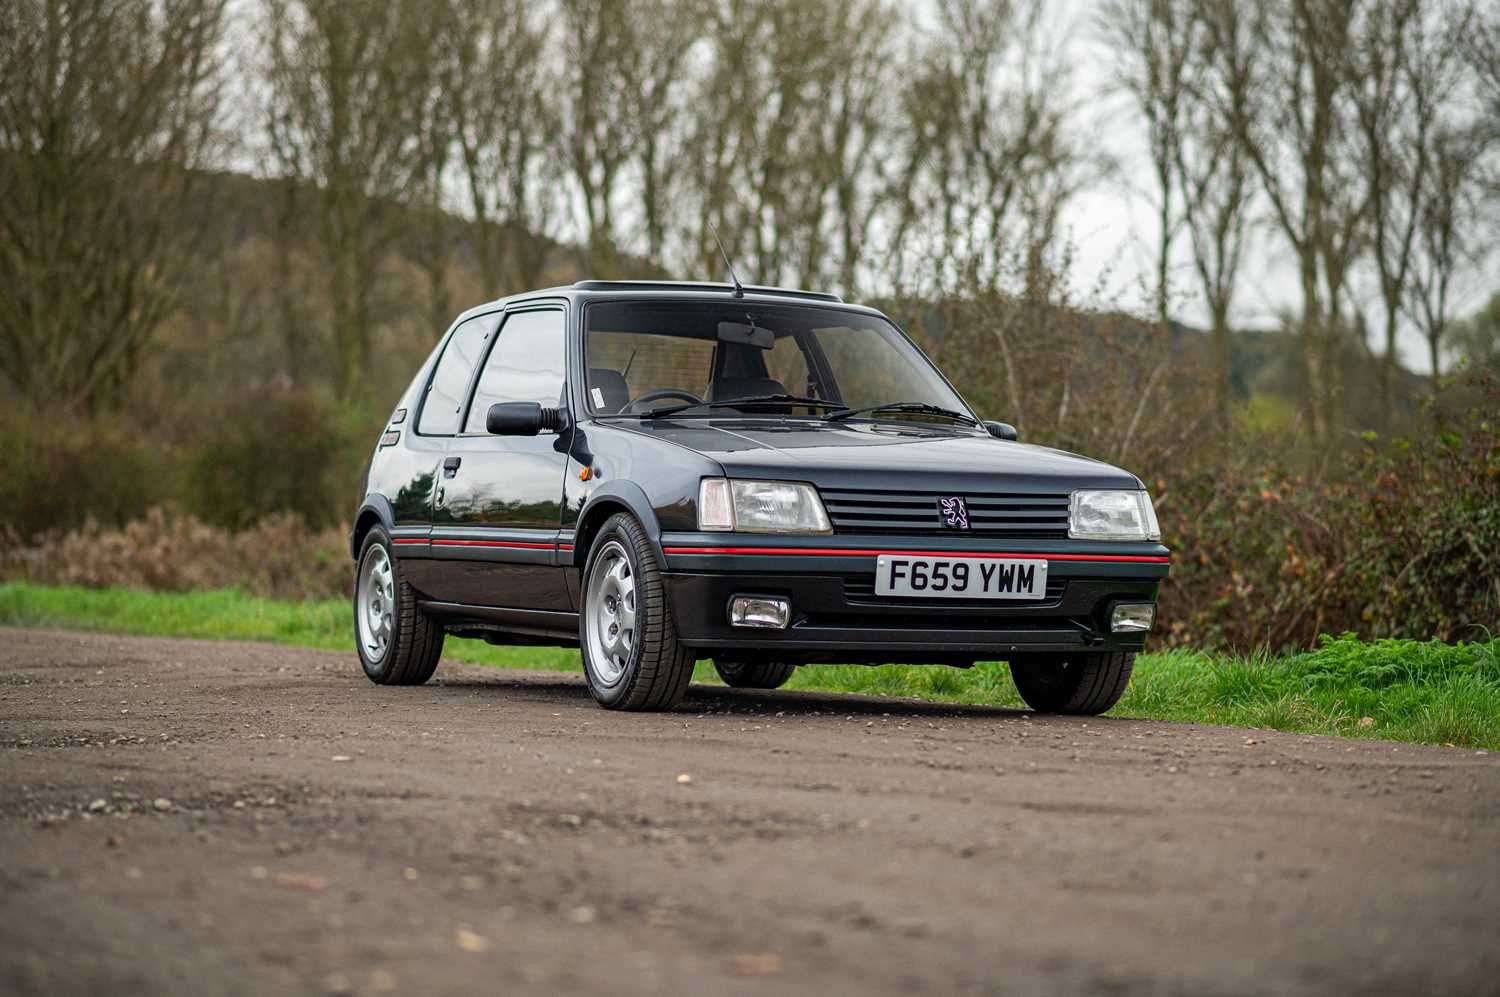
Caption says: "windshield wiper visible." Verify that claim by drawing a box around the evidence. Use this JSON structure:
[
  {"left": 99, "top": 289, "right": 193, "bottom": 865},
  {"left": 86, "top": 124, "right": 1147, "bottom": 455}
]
[
  {"left": 638, "top": 394, "right": 844, "bottom": 419},
  {"left": 824, "top": 401, "right": 979, "bottom": 426}
]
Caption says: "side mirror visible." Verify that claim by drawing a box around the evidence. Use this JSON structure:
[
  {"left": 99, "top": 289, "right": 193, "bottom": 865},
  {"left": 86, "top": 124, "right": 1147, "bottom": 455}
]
[
  {"left": 984, "top": 420, "right": 1018, "bottom": 441},
  {"left": 487, "top": 402, "right": 563, "bottom": 436}
]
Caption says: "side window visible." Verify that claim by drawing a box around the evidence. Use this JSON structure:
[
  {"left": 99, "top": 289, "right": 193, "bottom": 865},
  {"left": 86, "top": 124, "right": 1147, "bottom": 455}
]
[
  {"left": 464, "top": 308, "right": 567, "bottom": 432},
  {"left": 418, "top": 313, "right": 498, "bottom": 435}
]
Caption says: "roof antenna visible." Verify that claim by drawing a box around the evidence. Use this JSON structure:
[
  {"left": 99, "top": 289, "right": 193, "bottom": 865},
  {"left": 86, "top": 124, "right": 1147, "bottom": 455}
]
[{"left": 708, "top": 222, "right": 744, "bottom": 299}]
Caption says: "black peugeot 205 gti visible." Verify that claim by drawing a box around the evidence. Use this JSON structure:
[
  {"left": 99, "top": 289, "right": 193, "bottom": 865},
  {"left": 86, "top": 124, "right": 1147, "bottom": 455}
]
[{"left": 349, "top": 279, "right": 1169, "bottom": 714}]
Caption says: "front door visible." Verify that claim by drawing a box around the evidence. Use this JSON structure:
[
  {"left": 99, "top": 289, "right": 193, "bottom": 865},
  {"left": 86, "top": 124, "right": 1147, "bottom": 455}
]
[{"left": 427, "top": 305, "right": 572, "bottom": 611}]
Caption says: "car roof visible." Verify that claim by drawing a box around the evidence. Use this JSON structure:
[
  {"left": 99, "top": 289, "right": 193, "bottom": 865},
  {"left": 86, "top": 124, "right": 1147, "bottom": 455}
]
[
  {"left": 570, "top": 280, "right": 840, "bottom": 302},
  {"left": 447, "top": 279, "right": 891, "bottom": 327}
]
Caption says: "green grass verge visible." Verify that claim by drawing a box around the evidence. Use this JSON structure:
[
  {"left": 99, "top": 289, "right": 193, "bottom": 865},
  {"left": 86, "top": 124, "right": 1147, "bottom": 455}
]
[{"left": 2, "top": 582, "right": 1496, "bottom": 749}]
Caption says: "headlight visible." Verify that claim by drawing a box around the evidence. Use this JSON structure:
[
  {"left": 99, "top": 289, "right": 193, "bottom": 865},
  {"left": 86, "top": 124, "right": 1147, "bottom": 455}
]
[
  {"left": 1069, "top": 490, "right": 1161, "bottom": 541},
  {"left": 698, "top": 478, "right": 832, "bottom": 534}
]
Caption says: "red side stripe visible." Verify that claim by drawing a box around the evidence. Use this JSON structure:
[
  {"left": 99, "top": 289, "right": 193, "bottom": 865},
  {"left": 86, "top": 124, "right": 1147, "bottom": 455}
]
[
  {"left": 662, "top": 546, "right": 1169, "bottom": 563},
  {"left": 395, "top": 537, "right": 572, "bottom": 551},
  {"left": 431, "top": 539, "right": 554, "bottom": 550}
]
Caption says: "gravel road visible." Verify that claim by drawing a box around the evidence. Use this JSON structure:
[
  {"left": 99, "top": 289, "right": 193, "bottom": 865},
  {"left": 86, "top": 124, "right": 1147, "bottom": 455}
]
[{"left": 2, "top": 628, "right": 1497, "bottom": 996}]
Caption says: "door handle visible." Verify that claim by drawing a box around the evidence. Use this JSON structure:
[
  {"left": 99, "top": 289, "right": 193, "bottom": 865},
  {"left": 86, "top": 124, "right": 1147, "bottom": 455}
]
[{"left": 442, "top": 456, "right": 461, "bottom": 478}]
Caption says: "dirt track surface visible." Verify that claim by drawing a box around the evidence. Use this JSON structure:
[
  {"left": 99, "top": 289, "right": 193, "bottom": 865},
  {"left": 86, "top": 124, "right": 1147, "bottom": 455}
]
[{"left": 2, "top": 629, "right": 1499, "bottom": 996}]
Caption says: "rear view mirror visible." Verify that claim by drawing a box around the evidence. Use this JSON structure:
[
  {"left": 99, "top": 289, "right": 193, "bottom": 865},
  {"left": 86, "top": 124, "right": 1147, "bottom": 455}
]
[
  {"left": 984, "top": 420, "right": 1018, "bottom": 441},
  {"left": 717, "top": 321, "right": 773, "bottom": 350},
  {"left": 487, "top": 402, "right": 563, "bottom": 436}
]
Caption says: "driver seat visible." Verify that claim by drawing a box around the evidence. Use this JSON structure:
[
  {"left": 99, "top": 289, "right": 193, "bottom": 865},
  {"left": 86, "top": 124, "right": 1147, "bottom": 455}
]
[
  {"left": 706, "top": 377, "right": 787, "bottom": 403},
  {"left": 588, "top": 368, "right": 631, "bottom": 413}
]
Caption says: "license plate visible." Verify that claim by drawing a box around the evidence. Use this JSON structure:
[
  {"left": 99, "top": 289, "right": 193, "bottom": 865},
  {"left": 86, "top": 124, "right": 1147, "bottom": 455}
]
[{"left": 873, "top": 555, "right": 1048, "bottom": 599}]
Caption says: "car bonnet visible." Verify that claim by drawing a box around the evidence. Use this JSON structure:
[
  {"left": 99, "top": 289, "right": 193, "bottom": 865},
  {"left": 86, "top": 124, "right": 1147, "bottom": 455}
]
[{"left": 617, "top": 418, "right": 1141, "bottom": 493}]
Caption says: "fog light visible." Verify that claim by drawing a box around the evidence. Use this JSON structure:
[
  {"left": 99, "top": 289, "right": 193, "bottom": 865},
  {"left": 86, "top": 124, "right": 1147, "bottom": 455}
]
[
  {"left": 730, "top": 596, "right": 790, "bottom": 629},
  {"left": 1110, "top": 603, "right": 1155, "bottom": 633}
]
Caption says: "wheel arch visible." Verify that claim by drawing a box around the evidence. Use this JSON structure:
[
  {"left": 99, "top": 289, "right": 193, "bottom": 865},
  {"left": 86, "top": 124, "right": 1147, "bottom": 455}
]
[
  {"left": 572, "top": 482, "right": 666, "bottom": 569},
  {"left": 350, "top": 494, "right": 396, "bottom": 559}
]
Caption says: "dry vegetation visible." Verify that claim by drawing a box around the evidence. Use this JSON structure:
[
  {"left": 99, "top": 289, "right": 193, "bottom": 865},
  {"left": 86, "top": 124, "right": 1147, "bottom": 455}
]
[{"left": 0, "top": 508, "right": 349, "bottom": 601}]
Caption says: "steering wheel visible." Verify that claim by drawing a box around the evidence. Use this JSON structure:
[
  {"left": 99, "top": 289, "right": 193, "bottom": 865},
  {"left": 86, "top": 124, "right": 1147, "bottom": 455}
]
[{"left": 621, "top": 389, "right": 704, "bottom": 414}]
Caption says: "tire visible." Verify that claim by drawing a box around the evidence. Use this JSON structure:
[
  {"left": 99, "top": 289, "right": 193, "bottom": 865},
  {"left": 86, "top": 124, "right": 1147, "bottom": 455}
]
[
  {"left": 1010, "top": 651, "right": 1135, "bottom": 716},
  {"left": 579, "top": 513, "right": 695, "bottom": 710},
  {"left": 354, "top": 527, "right": 444, "bottom": 685},
  {"left": 713, "top": 658, "right": 796, "bottom": 690}
]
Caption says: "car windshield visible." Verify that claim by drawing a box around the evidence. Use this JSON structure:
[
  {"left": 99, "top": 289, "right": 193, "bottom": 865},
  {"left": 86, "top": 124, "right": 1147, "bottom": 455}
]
[{"left": 582, "top": 300, "right": 973, "bottom": 423}]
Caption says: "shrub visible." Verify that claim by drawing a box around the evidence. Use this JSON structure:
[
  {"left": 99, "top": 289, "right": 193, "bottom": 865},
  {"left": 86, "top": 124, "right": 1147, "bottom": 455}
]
[
  {"left": 1159, "top": 379, "right": 1500, "bottom": 648},
  {"left": 0, "top": 410, "right": 168, "bottom": 537},
  {"left": 184, "top": 386, "right": 364, "bottom": 529},
  {"left": 0, "top": 506, "right": 349, "bottom": 601}
]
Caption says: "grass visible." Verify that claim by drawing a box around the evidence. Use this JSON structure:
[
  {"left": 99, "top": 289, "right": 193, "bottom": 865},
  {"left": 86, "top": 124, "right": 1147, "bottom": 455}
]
[
  {"left": 0, "top": 583, "right": 580, "bottom": 671},
  {"left": 2, "top": 582, "right": 1497, "bottom": 749}
]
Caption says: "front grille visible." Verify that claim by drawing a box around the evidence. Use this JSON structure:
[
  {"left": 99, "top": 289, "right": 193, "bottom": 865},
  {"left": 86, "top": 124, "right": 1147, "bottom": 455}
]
[
  {"left": 844, "top": 576, "right": 1067, "bottom": 606},
  {"left": 820, "top": 488, "right": 1070, "bottom": 537}
]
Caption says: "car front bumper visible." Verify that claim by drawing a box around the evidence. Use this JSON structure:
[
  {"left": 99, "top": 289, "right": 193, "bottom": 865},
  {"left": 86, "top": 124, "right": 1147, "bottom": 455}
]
[{"left": 659, "top": 534, "right": 1170, "bottom": 663}]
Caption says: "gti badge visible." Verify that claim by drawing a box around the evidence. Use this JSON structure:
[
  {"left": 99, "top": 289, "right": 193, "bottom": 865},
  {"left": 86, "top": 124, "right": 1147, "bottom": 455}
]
[{"left": 938, "top": 496, "right": 970, "bottom": 529}]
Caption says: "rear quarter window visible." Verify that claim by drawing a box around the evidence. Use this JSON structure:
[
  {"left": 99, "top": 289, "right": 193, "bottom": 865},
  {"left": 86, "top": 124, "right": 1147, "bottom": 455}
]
[{"left": 418, "top": 313, "right": 499, "bottom": 435}]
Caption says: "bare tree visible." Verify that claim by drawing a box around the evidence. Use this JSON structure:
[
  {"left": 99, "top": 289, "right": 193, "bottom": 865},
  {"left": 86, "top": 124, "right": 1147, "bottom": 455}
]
[
  {"left": 1218, "top": 0, "right": 1371, "bottom": 445},
  {"left": 1103, "top": 0, "right": 1256, "bottom": 444},
  {"left": 1469, "top": 9, "right": 1500, "bottom": 135},
  {"left": 813, "top": 0, "right": 898, "bottom": 297},
  {"left": 885, "top": 46, "right": 958, "bottom": 294},
  {"left": 1407, "top": 124, "right": 1493, "bottom": 391},
  {"left": 553, "top": 0, "right": 708, "bottom": 278},
  {"left": 627, "top": 0, "right": 705, "bottom": 272},
  {"left": 0, "top": 0, "right": 227, "bottom": 411},
  {"left": 410, "top": 3, "right": 460, "bottom": 335},
  {"left": 895, "top": 0, "right": 1090, "bottom": 298},
  {"left": 681, "top": 0, "right": 755, "bottom": 281},
  {"left": 1101, "top": 0, "right": 1198, "bottom": 325},
  {"left": 685, "top": 0, "right": 838, "bottom": 285},
  {"left": 261, "top": 0, "right": 445, "bottom": 398},
  {"left": 446, "top": 0, "right": 559, "bottom": 294},
  {"left": 883, "top": 0, "right": 1091, "bottom": 429},
  {"left": 1465, "top": 5, "right": 1500, "bottom": 199},
  {"left": 1348, "top": 1, "right": 1475, "bottom": 412},
  {"left": 556, "top": 0, "right": 640, "bottom": 277},
  {"left": 686, "top": 0, "right": 831, "bottom": 285},
  {"left": 705, "top": 0, "right": 894, "bottom": 293},
  {"left": 1178, "top": 0, "right": 1254, "bottom": 440}
]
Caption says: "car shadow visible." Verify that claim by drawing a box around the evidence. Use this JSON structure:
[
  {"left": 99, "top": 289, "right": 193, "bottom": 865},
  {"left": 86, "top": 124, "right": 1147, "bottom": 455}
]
[
  {"left": 429, "top": 671, "right": 1035, "bottom": 720},
  {"left": 690, "top": 683, "right": 1033, "bottom": 719}
]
